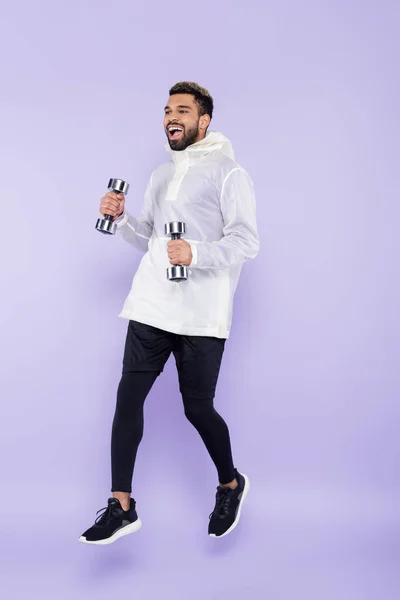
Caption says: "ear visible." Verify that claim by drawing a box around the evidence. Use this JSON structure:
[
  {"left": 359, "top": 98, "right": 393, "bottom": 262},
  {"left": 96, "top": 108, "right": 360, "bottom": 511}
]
[{"left": 199, "top": 114, "right": 211, "bottom": 130}]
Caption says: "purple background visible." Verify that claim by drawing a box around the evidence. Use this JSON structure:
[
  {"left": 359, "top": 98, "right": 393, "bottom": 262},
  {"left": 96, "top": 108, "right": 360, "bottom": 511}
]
[{"left": 1, "top": 0, "right": 399, "bottom": 598}]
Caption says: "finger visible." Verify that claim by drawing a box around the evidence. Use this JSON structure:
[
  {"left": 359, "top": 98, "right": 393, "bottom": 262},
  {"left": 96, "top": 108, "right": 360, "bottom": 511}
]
[
  {"left": 101, "top": 200, "right": 120, "bottom": 211},
  {"left": 169, "top": 256, "right": 181, "bottom": 264},
  {"left": 100, "top": 208, "right": 118, "bottom": 218},
  {"left": 101, "top": 208, "right": 117, "bottom": 217},
  {"left": 106, "top": 191, "right": 125, "bottom": 200},
  {"left": 101, "top": 196, "right": 120, "bottom": 207},
  {"left": 100, "top": 204, "right": 119, "bottom": 216}
]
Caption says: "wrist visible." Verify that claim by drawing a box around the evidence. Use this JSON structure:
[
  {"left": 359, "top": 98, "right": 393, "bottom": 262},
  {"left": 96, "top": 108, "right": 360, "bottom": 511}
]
[{"left": 115, "top": 211, "right": 128, "bottom": 227}]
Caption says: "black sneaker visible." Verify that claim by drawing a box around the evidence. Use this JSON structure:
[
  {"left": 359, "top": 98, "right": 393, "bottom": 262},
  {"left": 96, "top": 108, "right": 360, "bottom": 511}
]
[
  {"left": 208, "top": 469, "right": 250, "bottom": 538},
  {"left": 79, "top": 497, "right": 142, "bottom": 545}
]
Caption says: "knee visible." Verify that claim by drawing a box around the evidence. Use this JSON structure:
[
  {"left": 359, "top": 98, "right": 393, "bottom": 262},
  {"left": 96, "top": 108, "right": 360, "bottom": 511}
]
[{"left": 183, "top": 396, "right": 214, "bottom": 425}]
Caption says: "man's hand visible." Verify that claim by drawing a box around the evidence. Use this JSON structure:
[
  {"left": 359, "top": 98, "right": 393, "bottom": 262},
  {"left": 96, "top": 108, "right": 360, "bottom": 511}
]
[
  {"left": 167, "top": 239, "right": 192, "bottom": 266},
  {"left": 100, "top": 192, "right": 125, "bottom": 220}
]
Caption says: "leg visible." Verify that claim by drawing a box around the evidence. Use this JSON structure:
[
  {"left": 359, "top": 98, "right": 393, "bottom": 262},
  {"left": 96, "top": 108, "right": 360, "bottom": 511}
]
[
  {"left": 173, "top": 335, "right": 249, "bottom": 539},
  {"left": 80, "top": 321, "right": 173, "bottom": 545},
  {"left": 111, "top": 320, "right": 173, "bottom": 500},
  {"left": 173, "top": 335, "right": 236, "bottom": 485},
  {"left": 111, "top": 370, "right": 159, "bottom": 496},
  {"left": 182, "top": 394, "right": 236, "bottom": 486}
]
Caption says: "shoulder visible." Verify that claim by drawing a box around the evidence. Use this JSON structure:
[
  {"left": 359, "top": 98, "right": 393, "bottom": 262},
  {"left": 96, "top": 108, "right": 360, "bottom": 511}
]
[
  {"left": 210, "top": 153, "right": 254, "bottom": 189},
  {"left": 202, "top": 152, "right": 251, "bottom": 191},
  {"left": 211, "top": 150, "right": 238, "bottom": 171},
  {"left": 214, "top": 151, "right": 252, "bottom": 177}
]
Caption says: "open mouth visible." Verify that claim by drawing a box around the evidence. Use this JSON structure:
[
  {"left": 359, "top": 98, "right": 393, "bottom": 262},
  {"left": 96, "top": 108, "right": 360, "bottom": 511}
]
[{"left": 168, "top": 125, "right": 184, "bottom": 141}]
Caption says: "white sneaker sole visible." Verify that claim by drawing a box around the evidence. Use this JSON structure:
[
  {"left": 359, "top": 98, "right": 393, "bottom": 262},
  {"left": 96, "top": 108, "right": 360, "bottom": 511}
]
[
  {"left": 79, "top": 518, "right": 142, "bottom": 545},
  {"left": 209, "top": 473, "right": 250, "bottom": 539}
]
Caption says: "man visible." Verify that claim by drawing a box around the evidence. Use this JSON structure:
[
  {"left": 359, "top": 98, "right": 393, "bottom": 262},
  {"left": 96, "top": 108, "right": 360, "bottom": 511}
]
[{"left": 79, "top": 82, "right": 259, "bottom": 545}]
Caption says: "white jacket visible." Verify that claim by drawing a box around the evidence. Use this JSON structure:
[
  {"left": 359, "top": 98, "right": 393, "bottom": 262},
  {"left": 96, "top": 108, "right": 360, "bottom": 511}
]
[{"left": 116, "top": 131, "right": 259, "bottom": 338}]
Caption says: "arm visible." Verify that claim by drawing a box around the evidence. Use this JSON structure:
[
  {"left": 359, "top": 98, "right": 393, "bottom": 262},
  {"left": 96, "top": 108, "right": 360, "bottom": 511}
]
[
  {"left": 190, "top": 168, "right": 260, "bottom": 269},
  {"left": 115, "top": 174, "right": 154, "bottom": 252}
]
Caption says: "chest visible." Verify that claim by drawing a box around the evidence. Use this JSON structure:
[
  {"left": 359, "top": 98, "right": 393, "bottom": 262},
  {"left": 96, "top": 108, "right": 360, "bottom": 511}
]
[{"left": 153, "top": 162, "right": 221, "bottom": 210}]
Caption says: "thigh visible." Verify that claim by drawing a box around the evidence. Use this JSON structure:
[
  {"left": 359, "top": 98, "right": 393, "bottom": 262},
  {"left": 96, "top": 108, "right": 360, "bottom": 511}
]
[
  {"left": 173, "top": 335, "right": 226, "bottom": 399},
  {"left": 122, "top": 320, "right": 174, "bottom": 373}
]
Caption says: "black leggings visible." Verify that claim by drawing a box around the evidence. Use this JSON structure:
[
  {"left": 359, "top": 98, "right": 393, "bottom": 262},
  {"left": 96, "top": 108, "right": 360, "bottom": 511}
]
[{"left": 110, "top": 321, "right": 236, "bottom": 492}]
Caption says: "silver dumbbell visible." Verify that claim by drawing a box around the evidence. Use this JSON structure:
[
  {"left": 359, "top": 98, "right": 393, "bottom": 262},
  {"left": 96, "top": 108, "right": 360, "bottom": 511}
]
[
  {"left": 165, "top": 221, "right": 188, "bottom": 282},
  {"left": 95, "top": 178, "right": 130, "bottom": 235}
]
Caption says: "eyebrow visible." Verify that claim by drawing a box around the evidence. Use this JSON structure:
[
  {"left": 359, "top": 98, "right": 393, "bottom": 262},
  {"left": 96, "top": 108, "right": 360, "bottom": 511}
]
[{"left": 164, "top": 104, "right": 193, "bottom": 110}]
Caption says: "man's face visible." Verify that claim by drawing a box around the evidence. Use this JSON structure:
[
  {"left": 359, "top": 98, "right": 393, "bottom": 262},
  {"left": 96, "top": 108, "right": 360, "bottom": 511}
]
[{"left": 164, "top": 94, "right": 206, "bottom": 151}]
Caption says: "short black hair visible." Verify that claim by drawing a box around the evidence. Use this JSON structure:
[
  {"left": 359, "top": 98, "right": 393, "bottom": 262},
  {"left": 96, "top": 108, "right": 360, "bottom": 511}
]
[{"left": 169, "top": 81, "right": 214, "bottom": 120}]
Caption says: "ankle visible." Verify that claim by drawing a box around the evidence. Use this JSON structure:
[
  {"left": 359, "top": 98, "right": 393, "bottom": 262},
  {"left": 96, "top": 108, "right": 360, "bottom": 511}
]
[
  {"left": 219, "top": 478, "right": 238, "bottom": 490},
  {"left": 113, "top": 492, "right": 131, "bottom": 511}
]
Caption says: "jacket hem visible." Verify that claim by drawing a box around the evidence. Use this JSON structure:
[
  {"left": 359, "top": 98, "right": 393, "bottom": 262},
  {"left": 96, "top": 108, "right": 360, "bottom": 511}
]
[{"left": 118, "top": 311, "right": 230, "bottom": 339}]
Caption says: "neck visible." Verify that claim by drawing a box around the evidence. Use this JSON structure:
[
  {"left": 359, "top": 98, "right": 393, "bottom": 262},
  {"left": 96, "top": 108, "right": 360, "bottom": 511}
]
[{"left": 194, "top": 130, "right": 207, "bottom": 144}]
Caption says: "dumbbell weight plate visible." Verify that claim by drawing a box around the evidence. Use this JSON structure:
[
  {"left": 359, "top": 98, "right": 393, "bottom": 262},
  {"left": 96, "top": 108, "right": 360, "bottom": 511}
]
[
  {"left": 96, "top": 217, "right": 117, "bottom": 235},
  {"left": 167, "top": 265, "right": 188, "bottom": 282}
]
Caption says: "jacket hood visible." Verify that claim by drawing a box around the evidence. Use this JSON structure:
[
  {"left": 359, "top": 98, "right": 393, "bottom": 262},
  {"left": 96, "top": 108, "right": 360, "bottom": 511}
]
[{"left": 167, "top": 131, "right": 235, "bottom": 163}]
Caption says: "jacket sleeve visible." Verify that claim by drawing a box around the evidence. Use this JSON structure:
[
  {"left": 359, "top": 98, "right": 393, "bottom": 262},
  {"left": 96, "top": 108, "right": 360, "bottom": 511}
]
[
  {"left": 115, "top": 174, "right": 154, "bottom": 252},
  {"left": 190, "top": 168, "right": 259, "bottom": 269}
]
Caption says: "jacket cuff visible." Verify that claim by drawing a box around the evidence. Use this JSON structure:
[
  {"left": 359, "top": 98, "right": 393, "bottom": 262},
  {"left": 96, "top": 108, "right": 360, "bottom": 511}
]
[
  {"left": 190, "top": 243, "right": 198, "bottom": 266},
  {"left": 115, "top": 211, "right": 129, "bottom": 228}
]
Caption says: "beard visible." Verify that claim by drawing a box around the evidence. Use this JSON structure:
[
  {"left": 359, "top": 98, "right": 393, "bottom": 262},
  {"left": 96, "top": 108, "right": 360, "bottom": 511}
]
[{"left": 166, "top": 121, "right": 201, "bottom": 151}]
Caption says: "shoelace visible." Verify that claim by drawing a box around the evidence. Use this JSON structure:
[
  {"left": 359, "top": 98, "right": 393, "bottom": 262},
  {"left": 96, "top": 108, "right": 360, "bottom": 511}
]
[
  {"left": 95, "top": 503, "right": 120, "bottom": 526},
  {"left": 209, "top": 488, "right": 233, "bottom": 520}
]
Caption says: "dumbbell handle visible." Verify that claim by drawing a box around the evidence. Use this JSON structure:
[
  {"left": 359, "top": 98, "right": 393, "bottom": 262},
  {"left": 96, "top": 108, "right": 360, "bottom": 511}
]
[
  {"left": 96, "top": 179, "right": 128, "bottom": 235},
  {"left": 170, "top": 232, "right": 183, "bottom": 267},
  {"left": 165, "top": 221, "right": 188, "bottom": 282}
]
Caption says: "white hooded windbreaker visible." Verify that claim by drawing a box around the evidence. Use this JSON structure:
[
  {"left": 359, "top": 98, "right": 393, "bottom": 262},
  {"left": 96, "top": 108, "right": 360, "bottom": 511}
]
[{"left": 115, "top": 131, "right": 259, "bottom": 339}]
